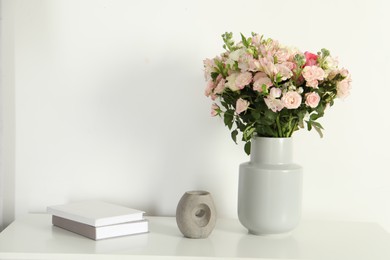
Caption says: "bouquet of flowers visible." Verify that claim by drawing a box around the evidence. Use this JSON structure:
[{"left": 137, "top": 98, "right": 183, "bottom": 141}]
[{"left": 204, "top": 32, "right": 351, "bottom": 154}]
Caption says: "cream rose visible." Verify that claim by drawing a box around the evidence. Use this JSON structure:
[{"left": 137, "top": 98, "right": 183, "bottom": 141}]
[{"left": 336, "top": 78, "right": 351, "bottom": 99}]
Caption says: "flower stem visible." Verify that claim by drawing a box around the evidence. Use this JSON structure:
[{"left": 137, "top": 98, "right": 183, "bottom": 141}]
[
  {"left": 276, "top": 114, "right": 283, "bottom": 137},
  {"left": 288, "top": 119, "right": 298, "bottom": 137}
]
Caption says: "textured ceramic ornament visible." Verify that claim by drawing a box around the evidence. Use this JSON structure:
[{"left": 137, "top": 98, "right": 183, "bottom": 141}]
[{"left": 176, "top": 191, "right": 217, "bottom": 238}]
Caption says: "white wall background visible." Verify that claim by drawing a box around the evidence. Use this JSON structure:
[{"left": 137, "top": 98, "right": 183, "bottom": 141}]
[
  {"left": 2, "top": 0, "right": 390, "bottom": 231},
  {"left": 1, "top": 0, "right": 16, "bottom": 231}
]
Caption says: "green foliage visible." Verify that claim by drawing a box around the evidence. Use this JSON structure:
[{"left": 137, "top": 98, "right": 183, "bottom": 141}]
[
  {"left": 222, "top": 32, "right": 236, "bottom": 52},
  {"left": 240, "top": 33, "right": 252, "bottom": 48},
  {"left": 223, "top": 111, "right": 234, "bottom": 130},
  {"left": 244, "top": 141, "right": 251, "bottom": 155},
  {"left": 214, "top": 59, "right": 228, "bottom": 78},
  {"left": 231, "top": 129, "right": 238, "bottom": 144}
]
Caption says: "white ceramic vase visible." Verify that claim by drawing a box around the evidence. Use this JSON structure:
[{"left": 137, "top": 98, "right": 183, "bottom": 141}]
[{"left": 238, "top": 137, "right": 303, "bottom": 235}]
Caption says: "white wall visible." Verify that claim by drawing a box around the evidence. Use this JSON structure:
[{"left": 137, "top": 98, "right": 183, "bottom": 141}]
[
  {"left": 1, "top": 0, "right": 16, "bottom": 231},
  {"left": 2, "top": 0, "right": 390, "bottom": 231}
]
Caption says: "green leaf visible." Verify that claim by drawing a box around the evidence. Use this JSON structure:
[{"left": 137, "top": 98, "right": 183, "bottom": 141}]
[
  {"left": 306, "top": 120, "right": 312, "bottom": 131},
  {"left": 264, "top": 109, "right": 277, "bottom": 125},
  {"left": 275, "top": 73, "right": 283, "bottom": 83},
  {"left": 313, "top": 125, "right": 323, "bottom": 138},
  {"left": 220, "top": 100, "right": 229, "bottom": 109},
  {"left": 233, "top": 61, "right": 239, "bottom": 71},
  {"left": 312, "top": 122, "right": 324, "bottom": 138},
  {"left": 250, "top": 110, "right": 260, "bottom": 120},
  {"left": 244, "top": 141, "right": 251, "bottom": 155},
  {"left": 311, "top": 121, "right": 324, "bottom": 130},
  {"left": 224, "top": 112, "right": 234, "bottom": 130},
  {"left": 310, "top": 113, "right": 321, "bottom": 121},
  {"left": 243, "top": 126, "right": 255, "bottom": 141},
  {"left": 211, "top": 72, "right": 219, "bottom": 81},
  {"left": 298, "top": 119, "right": 304, "bottom": 129},
  {"left": 294, "top": 53, "right": 305, "bottom": 68},
  {"left": 222, "top": 32, "right": 235, "bottom": 52},
  {"left": 265, "top": 109, "right": 276, "bottom": 119},
  {"left": 321, "top": 48, "right": 330, "bottom": 58},
  {"left": 261, "top": 84, "right": 268, "bottom": 94},
  {"left": 263, "top": 125, "right": 275, "bottom": 137},
  {"left": 231, "top": 129, "right": 238, "bottom": 144},
  {"left": 240, "top": 33, "right": 249, "bottom": 48},
  {"left": 305, "top": 120, "right": 324, "bottom": 138},
  {"left": 236, "top": 120, "right": 246, "bottom": 132},
  {"left": 214, "top": 59, "right": 227, "bottom": 78}
]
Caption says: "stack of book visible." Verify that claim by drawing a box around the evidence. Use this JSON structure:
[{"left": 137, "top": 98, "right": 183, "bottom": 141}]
[{"left": 47, "top": 200, "right": 148, "bottom": 240}]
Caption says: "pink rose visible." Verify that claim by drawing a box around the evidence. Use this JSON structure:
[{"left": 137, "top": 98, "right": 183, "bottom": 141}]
[
  {"left": 302, "top": 66, "right": 325, "bottom": 88},
  {"left": 235, "top": 98, "right": 250, "bottom": 114},
  {"left": 281, "top": 91, "right": 302, "bottom": 109},
  {"left": 235, "top": 72, "right": 252, "bottom": 89},
  {"left": 304, "top": 51, "right": 318, "bottom": 66},
  {"left": 211, "top": 103, "right": 220, "bottom": 117},
  {"left": 305, "top": 92, "right": 321, "bottom": 108}
]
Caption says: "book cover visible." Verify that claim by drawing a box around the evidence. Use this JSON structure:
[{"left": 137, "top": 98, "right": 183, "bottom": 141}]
[
  {"left": 52, "top": 215, "right": 149, "bottom": 240},
  {"left": 47, "top": 201, "right": 145, "bottom": 227}
]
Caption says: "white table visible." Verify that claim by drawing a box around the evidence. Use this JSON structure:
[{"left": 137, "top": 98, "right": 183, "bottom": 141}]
[{"left": 1, "top": 214, "right": 390, "bottom": 260}]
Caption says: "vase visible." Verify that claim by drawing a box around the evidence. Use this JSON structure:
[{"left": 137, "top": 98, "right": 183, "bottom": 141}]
[
  {"left": 176, "top": 190, "right": 217, "bottom": 238},
  {"left": 238, "top": 137, "right": 303, "bottom": 235}
]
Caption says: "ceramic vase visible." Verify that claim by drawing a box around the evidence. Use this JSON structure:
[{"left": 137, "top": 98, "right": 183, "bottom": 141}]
[
  {"left": 238, "top": 137, "right": 303, "bottom": 235},
  {"left": 176, "top": 190, "right": 216, "bottom": 238}
]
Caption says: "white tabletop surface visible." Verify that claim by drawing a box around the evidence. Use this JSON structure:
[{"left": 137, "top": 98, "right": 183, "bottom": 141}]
[{"left": 1, "top": 214, "right": 390, "bottom": 260}]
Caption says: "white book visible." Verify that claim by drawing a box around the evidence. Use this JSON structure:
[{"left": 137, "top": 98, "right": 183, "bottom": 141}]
[
  {"left": 52, "top": 215, "right": 149, "bottom": 240},
  {"left": 47, "top": 201, "right": 145, "bottom": 227}
]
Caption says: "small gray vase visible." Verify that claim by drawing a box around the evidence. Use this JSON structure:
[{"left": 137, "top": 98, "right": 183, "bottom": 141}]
[{"left": 176, "top": 191, "right": 217, "bottom": 238}]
